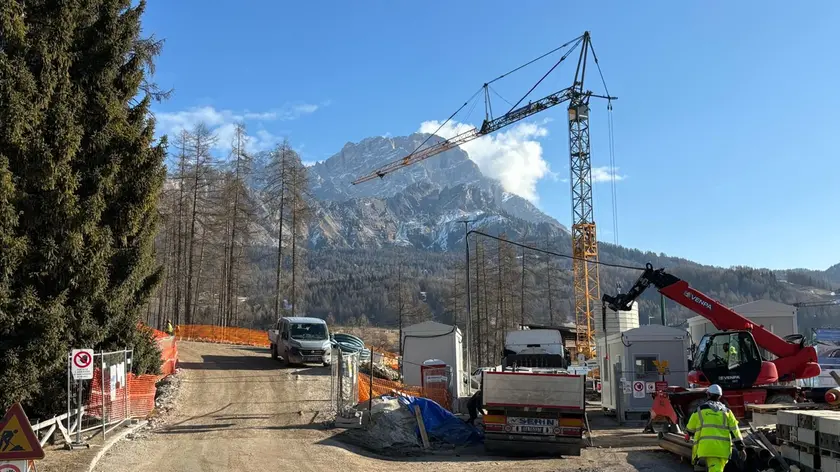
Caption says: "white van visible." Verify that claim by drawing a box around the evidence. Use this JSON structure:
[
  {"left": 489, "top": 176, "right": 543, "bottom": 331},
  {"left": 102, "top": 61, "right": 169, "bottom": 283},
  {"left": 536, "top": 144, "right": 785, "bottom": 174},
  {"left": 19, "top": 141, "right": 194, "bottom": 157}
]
[{"left": 268, "top": 316, "right": 332, "bottom": 366}]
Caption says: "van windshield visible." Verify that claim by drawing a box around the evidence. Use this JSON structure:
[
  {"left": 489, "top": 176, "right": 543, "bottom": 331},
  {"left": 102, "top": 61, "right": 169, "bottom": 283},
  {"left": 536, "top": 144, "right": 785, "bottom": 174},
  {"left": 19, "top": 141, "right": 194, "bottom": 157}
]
[{"left": 290, "top": 323, "right": 328, "bottom": 341}]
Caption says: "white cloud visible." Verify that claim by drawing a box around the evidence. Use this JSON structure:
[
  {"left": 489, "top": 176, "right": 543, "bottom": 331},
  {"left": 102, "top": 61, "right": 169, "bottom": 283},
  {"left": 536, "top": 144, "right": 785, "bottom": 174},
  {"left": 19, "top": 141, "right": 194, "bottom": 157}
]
[
  {"left": 418, "top": 120, "right": 550, "bottom": 203},
  {"left": 243, "top": 111, "right": 278, "bottom": 120},
  {"left": 591, "top": 166, "right": 626, "bottom": 183},
  {"left": 292, "top": 104, "right": 319, "bottom": 115},
  {"left": 155, "top": 102, "right": 321, "bottom": 155}
]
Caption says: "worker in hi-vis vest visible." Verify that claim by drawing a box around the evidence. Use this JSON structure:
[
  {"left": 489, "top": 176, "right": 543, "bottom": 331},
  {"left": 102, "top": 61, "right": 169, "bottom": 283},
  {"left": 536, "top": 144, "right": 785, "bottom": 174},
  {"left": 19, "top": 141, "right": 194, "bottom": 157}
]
[
  {"left": 722, "top": 342, "right": 737, "bottom": 365},
  {"left": 685, "top": 384, "right": 746, "bottom": 472}
]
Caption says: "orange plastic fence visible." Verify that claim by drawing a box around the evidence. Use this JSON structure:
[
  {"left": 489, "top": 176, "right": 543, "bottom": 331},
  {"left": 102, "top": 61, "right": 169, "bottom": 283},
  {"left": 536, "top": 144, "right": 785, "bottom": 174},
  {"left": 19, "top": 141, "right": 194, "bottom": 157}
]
[
  {"left": 157, "top": 335, "right": 178, "bottom": 376},
  {"left": 82, "top": 370, "right": 163, "bottom": 421},
  {"left": 175, "top": 324, "right": 270, "bottom": 347},
  {"left": 129, "top": 373, "right": 159, "bottom": 418},
  {"left": 358, "top": 373, "right": 451, "bottom": 411},
  {"left": 83, "top": 324, "right": 180, "bottom": 420}
]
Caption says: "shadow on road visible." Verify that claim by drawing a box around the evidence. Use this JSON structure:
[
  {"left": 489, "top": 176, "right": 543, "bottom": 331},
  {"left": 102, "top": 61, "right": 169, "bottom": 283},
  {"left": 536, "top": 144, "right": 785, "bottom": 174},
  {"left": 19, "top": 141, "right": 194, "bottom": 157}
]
[
  {"left": 178, "top": 354, "right": 280, "bottom": 371},
  {"left": 233, "top": 346, "right": 269, "bottom": 353},
  {"left": 320, "top": 430, "right": 577, "bottom": 464},
  {"left": 626, "top": 449, "right": 692, "bottom": 471},
  {"left": 264, "top": 423, "right": 327, "bottom": 431},
  {"left": 291, "top": 366, "right": 330, "bottom": 376},
  {"left": 158, "top": 423, "right": 236, "bottom": 435}
]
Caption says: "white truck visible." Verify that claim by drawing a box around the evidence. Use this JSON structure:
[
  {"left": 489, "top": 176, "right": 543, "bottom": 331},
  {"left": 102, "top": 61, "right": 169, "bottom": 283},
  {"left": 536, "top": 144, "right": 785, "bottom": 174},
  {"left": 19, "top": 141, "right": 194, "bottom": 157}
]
[
  {"left": 268, "top": 316, "right": 332, "bottom": 366},
  {"left": 502, "top": 328, "right": 569, "bottom": 370},
  {"left": 481, "top": 370, "right": 586, "bottom": 456}
]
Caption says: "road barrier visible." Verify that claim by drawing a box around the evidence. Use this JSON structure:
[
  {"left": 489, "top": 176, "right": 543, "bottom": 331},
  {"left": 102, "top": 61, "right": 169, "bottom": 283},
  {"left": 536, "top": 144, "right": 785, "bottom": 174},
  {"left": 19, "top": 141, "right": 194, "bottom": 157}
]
[{"left": 175, "top": 324, "right": 270, "bottom": 347}]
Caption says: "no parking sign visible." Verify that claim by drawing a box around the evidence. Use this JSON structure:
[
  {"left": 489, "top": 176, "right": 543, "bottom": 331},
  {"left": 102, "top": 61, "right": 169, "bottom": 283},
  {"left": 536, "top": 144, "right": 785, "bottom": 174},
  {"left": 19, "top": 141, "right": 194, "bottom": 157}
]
[
  {"left": 0, "top": 462, "right": 25, "bottom": 472},
  {"left": 71, "top": 349, "right": 94, "bottom": 380}
]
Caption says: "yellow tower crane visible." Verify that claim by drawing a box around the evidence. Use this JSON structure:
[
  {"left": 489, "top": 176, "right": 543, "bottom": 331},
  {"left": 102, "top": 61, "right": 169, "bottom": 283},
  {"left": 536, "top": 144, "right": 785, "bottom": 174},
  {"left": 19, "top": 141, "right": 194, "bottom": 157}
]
[{"left": 352, "top": 32, "right": 615, "bottom": 360}]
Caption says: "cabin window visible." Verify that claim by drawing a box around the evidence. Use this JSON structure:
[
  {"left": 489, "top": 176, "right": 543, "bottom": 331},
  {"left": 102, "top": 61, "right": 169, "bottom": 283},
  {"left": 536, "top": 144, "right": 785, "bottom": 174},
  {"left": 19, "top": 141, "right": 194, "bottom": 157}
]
[{"left": 634, "top": 355, "right": 658, "bottom": 378}]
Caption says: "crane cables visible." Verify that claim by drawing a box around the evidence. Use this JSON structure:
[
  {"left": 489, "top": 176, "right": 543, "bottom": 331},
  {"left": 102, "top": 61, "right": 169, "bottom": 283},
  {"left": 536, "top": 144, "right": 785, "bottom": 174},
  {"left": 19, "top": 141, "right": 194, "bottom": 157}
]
[
  {"left": 587, "top": 38, "right": 620, "bottom": 246},
  {"left": 402, "top": 34, "right": 586, "bottom": 164}
]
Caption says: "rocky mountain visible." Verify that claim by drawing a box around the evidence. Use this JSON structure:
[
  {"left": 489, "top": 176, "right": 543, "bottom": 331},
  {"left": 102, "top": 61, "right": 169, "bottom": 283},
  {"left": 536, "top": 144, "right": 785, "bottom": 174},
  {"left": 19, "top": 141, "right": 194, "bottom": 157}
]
[{"left": 306, "top": 134, "right": 564, "bottom": 250}]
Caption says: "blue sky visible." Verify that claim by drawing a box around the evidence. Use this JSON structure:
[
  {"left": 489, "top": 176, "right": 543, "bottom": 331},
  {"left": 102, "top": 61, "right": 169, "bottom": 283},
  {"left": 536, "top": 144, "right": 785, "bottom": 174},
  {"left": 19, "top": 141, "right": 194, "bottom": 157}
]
[{"left": 143, "top": 1, "right": 839, "bottom": 271}]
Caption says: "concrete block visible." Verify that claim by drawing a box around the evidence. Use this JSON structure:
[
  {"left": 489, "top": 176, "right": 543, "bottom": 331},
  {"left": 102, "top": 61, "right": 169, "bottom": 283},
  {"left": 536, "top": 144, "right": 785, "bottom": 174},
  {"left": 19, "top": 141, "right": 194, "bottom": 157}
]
[
  {"left": 822, "top": 456, "right": 840, "bottom": 472},
  {"left": 752, "top": 412, "right": 777, "bottom": 427},
  {"left": 780, "top": 443, "right": 800, "bottom": 463},
  {"left": 798, "top": 427, "right": 817, "bottom": 446},
  {"left": 798, "top": 411, "right": 817, "bottom": 430},
  {"left": 819, "top": 414, "right": 840, "bottom": 436},
  {"left": 778, "top": 410, "right": 798, "bottom": 426},
  {"left": 820, "top": 431, "right": 840, "bottom": 453},
  {"left": 799, "top": 451, "right": 818, "bottom": 470}
]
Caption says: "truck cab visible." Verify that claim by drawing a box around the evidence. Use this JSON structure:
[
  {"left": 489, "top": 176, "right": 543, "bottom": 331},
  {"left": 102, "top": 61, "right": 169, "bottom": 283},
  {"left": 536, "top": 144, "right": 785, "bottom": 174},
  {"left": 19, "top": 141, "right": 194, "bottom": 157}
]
[
  {"left": 502, "top": 329, "right": 569, "bottom": 370},
  {"left": 268, "top": 316, "right": 332, "bottom": 367}
]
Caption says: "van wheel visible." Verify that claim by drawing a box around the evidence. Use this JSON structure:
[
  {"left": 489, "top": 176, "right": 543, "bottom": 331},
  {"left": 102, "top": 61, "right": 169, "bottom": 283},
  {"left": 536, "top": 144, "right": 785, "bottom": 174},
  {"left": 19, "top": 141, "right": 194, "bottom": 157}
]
[
  {"left": 282, "top": 351, "right": 290, "bottom": 368},
  {"left": 270, "top": 344, "right": 278, "bottom": 360}
]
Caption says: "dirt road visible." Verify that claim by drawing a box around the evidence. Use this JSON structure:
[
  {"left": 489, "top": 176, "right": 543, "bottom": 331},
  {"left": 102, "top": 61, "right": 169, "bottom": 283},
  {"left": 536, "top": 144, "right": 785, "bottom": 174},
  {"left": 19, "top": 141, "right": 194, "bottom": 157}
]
[{"left": 93, "top": 341, "right": 690, "bottom": 472}]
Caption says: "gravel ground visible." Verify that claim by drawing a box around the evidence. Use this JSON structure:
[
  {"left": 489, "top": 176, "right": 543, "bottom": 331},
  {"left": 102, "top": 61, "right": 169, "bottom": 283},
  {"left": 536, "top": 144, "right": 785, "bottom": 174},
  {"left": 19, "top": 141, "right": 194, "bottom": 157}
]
[{"left": 86, "top": 341, "right": 692, "bottom": 472}]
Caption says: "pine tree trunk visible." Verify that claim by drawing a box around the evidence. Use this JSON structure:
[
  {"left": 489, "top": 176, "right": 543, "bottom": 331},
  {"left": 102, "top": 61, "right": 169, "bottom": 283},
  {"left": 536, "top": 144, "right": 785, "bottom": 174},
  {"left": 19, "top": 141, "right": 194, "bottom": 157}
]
[
  {"left": 184, "top": 140, "right": 201, "bottom": 325},
  {"left": 192, "top": 225, "right": 207, "bottom": 323}
]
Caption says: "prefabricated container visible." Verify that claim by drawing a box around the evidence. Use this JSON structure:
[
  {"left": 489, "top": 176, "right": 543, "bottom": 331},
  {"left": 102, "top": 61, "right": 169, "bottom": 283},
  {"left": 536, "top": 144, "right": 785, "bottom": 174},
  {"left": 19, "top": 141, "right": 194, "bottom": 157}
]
[{"left": 597, "top": 325, "right": 690, "bottom": 419}]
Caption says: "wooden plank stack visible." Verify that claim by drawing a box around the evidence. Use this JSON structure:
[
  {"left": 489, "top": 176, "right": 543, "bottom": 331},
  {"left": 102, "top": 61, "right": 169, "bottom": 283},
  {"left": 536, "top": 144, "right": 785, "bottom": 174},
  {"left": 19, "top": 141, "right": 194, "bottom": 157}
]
[{"left": 777, "top": 409, "right": 840, "bottom": 472}]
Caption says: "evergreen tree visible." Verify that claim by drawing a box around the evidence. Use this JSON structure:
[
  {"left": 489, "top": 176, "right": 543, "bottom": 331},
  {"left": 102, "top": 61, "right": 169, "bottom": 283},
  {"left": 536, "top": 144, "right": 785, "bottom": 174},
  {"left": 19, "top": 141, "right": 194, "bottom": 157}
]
[{"left": 0, "top": 0, "right": 166, "bottom": 413}]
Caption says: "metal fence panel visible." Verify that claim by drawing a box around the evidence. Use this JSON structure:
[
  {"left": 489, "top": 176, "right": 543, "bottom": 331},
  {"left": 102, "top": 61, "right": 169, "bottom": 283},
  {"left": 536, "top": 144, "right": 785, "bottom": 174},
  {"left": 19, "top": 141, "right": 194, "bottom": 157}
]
[
  {"left": 66, "top": 348, "right": 134, "bottom": 445},
  {"left": 329, "top": 348, "right": 360, "bottom": 418}
]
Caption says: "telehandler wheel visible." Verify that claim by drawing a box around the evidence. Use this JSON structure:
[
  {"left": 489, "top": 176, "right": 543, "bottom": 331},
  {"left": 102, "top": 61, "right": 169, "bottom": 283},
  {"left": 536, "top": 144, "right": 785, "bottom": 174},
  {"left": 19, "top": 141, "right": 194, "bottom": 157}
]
[{"left": 766, "top": 393, "right": 796, "bottom": 404}]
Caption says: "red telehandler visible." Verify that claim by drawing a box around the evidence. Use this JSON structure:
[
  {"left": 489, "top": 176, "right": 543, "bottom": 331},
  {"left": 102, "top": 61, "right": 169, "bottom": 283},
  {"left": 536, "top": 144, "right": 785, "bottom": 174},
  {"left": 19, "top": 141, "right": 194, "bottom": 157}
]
[{"left": 602, "top": 263, "right": 822, "bottom": 433}]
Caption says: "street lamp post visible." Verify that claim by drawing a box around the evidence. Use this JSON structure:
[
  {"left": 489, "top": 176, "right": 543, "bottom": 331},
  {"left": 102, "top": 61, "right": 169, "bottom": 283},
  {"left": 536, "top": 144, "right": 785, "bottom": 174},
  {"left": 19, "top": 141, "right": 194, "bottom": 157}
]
[{"left": 460, "top": 219, "right": 475, "bottom": 393}]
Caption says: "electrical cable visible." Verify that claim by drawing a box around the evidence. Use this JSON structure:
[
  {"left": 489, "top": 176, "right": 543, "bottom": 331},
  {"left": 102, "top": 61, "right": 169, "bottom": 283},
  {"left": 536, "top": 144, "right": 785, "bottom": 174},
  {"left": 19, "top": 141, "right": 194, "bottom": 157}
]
[
  {"left": 467, "top": 229, "right": 646, "bottom": 271},
  {"left": 607, "top": 100, "right": 619, "bottom": 245}
]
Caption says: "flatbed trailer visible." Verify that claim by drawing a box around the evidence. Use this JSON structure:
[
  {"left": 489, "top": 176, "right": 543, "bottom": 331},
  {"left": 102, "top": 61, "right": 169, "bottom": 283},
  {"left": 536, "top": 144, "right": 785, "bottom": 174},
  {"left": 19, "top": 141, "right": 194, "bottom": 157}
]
[{"left": 481, "top": 371, "right": 586, "bottom": 456}]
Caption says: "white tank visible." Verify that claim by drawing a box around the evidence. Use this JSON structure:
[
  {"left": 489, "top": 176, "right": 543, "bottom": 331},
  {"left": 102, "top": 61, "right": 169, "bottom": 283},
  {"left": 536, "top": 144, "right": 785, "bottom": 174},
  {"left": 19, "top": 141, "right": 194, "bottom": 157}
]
[{"left": 594, "top": 300, "right": 639, "bottom": 339}]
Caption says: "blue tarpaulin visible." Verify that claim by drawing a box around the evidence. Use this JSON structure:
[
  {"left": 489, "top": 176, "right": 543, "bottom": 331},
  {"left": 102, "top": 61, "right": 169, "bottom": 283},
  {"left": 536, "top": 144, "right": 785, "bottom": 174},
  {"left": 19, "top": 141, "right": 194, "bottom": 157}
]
[{"left": 397, "top": 395, "right": 484, "bottom": 445}]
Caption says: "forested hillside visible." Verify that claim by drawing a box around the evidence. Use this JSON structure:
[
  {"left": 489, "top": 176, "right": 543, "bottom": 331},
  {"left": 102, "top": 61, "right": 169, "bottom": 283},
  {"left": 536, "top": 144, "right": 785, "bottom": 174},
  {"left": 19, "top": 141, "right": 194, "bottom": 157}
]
[{"left": 145, "top": 125, "right": 840, "bottom": 357}]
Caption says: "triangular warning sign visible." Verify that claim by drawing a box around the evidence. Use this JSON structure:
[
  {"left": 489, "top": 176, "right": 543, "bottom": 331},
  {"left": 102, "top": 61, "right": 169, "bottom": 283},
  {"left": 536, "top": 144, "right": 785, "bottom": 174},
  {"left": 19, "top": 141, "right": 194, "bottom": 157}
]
[{"left": 0, "top": 403, "right": 45, "bottom": 460}]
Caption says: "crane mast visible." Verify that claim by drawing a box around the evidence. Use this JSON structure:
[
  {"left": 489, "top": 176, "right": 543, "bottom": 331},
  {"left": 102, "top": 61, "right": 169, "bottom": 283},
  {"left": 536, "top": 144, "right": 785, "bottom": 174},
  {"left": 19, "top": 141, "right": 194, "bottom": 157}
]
[
  {"left": 569, "top": 92, "right": 599, "bottom": 359},
  {"left": 569, "top": 32, "right": 599, "bottom": 360}
]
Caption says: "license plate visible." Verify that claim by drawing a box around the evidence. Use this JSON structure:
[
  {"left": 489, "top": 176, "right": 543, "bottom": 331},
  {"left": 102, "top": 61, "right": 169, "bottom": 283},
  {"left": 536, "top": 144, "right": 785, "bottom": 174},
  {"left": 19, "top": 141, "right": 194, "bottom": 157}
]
[
  {"left": 514, "top": 425, "right": 551, "bottom": 434},
  {"left": 303, "top": 356, "right": 322, "bottom": 362}
]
